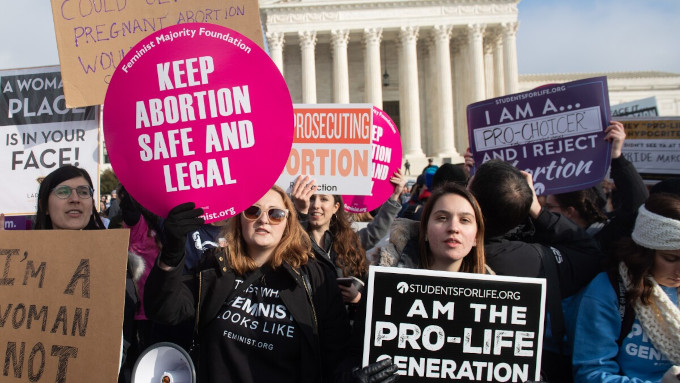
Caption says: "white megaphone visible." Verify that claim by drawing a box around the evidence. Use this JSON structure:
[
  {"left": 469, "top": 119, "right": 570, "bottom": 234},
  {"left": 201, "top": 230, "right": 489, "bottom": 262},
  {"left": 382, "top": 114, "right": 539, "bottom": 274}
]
[{"left": 131, "top": 342, "right": 196, "bottom": 383}]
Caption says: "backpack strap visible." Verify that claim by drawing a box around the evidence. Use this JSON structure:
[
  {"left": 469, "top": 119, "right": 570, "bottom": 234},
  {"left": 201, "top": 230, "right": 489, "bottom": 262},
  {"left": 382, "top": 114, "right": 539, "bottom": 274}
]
[
  {"left": 539, "top": 245, "right": 566, "bottom": 351},
  {"left": 292, "top": 266, "right": 318, "bottom": 335},
  {"left": 606, "top": 267, "right": 635, "bottom": 346}
]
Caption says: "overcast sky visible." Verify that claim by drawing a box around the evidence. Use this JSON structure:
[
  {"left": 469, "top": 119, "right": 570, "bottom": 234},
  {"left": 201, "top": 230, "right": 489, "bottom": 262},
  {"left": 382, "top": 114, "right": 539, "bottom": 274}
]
[{"left": 0, "top": 0, "right": 678, "bottom": 74}]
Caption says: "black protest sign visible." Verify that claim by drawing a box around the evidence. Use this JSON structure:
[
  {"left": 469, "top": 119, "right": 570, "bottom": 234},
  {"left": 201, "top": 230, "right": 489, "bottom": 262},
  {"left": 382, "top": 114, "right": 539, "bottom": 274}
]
[
  {"left": 0, "top": 66, "right": 100, "bottom": 216},
  {"left": 0, "top": 70, "right": 96, "bottom": 126},
  {"left": 363, "top": 266, "right": 546, "bottom": 382}
]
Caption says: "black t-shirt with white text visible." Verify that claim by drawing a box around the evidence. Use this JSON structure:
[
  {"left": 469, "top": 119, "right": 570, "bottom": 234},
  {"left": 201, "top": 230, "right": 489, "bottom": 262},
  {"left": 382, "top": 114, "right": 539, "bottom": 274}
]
[{"left": 202, "top": 268, "right": 302, "bottom": 382}]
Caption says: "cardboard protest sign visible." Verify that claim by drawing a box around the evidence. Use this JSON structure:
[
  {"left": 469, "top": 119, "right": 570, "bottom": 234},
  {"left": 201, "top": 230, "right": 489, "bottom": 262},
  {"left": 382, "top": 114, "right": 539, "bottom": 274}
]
[
  {"left": 343, "top": 107, "right": 403, "bottom": 213},
  {"left": 103, "top": 23, "right": 293, "bottom": 223},
  {"left": 276, "top": 104, "right": 374, "bottom": 196},
  {"left": 363, "top": 266, "right": 546, "bottom": 382},
  {"left": 611, "top": 96, "right": 658, "bottom": 117},
  {"left": 467, "top": 76, "right": 611, "bottom": 195},
  {"left": 0, "top": 67, "right": 99, "bottom": 216},
  {"left": 0, "top": 229, "right": 129, "bottom": 383},
  {"left": 50, "top": 0, "right": 264, "bottom": 108},
  {"left": 619, "top": 117, "right": 680, "bottom": 175}
]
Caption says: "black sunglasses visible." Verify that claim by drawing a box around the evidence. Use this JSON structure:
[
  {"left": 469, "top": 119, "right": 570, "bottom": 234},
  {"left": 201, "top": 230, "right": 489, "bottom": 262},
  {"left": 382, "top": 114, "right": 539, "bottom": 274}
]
[{"left": 242, "top": 206, "right": 289, "bottom": 225}]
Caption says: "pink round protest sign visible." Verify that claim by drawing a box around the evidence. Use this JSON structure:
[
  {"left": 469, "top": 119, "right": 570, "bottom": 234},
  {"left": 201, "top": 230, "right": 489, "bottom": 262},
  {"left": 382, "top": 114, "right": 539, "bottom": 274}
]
[
  {"left": 103, "top": 23, "right": 293, "bottom": 223},
  {"left": 343, "top": 107, "right": 402, "bottom": 213}
]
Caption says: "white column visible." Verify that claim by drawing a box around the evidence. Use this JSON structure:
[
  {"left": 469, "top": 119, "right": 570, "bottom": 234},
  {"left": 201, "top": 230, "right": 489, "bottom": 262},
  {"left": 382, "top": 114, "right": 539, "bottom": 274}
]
[
  {"left": 502, "top": 22, "right": 519, "bottom": 94},
  {"left": 492, "top": 32, "right": 505, "bottom": 97},
  {"left": 452, "top": 36, "right": 467, "bottom": 154},
  {"left": 433, "top": 25, "right": 460, "bottom": 160},
  {"left": 399, "top": 26, "right": 424, "bottom": 157},
  {"left": 331, "top": 29, "right": 350, "bottom": 103},
  {"left": 299, "top": 31, "right": 317, "bottom": 104},
  {"left": 424, "top": 36, "right": 439, "bottom": 156},
  {"left": 266, "top": 31, "right": 285, "bottom": 74},
  {"left": 467, "top": 24, "right": 486, "bottom": 103},
  {"left": 398, "top": 40, "right": 407, "bottom": 142},
  {"left": 484, "top": 41, "right": 494, "bottom": 103},
  {"left": 363, "top": 28, "right": 383, "bottom": 108}
]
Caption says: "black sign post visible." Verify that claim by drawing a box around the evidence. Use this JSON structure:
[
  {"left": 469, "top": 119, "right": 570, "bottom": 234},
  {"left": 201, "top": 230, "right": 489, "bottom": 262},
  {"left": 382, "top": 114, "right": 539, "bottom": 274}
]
[{"left": 363, "top": 266, "right": 546, "bottom": 382}]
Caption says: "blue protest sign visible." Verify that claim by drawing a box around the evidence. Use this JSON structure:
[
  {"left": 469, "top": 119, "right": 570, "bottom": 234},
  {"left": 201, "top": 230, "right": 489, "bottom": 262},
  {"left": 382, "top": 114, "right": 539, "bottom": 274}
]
[{"left": 467, "top": 77, "right": 611, "bottom": 195}]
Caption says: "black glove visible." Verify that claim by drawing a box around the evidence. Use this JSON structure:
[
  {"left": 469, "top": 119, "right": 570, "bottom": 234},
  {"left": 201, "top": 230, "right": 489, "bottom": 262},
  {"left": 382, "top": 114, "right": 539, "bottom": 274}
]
[
  {"left": 353, "top": 358, "right": 399, "bottom": 383},
  {"left": 161, "top": 202, "right": 204, "bottom": 267},
  {"left": 119, "top": 188, "right": 142, "bottom": 227}
]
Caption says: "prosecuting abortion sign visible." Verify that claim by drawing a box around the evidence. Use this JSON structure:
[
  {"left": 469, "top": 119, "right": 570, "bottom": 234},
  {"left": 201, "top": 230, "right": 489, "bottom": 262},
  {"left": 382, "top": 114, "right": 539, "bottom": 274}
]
[
  {"left": 467, "top": 76, "right": 611, "bottom": 195},
  {"left": 276, "top": 104, "right": 374, "bottom": 196},
  {"left": 363, "top": 266, "right": 546, "bottom": 383},
  {"left": 0, "top": 66, "right": 99, "bottom": 216}
]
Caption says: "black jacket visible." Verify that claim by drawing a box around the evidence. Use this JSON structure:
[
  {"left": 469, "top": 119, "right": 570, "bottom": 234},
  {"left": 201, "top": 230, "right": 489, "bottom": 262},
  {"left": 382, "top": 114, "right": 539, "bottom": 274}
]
[
  {"left": 144, "top": 249, "right": 352, "bottom": 383},
  {"left": 485, "top": 207, "right": 603, "bottom": 297},
  {"left": 301, "top": 199, "right": 401, "bottom": 279},
  {"left": 594, "top": 156, "right": 649, "bottom": 256},
  {"left": 485, "top": 206, "right": 604, "bottom": 373}
]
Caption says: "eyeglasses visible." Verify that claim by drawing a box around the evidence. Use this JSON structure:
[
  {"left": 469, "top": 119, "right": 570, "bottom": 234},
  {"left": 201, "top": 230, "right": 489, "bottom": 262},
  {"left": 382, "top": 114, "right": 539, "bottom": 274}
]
[
  {"left": 242, "top": 206, "right": 289, "bottom": 225},
  {"left": 52, "top": 185, "right": 94, "bottom": 199}
]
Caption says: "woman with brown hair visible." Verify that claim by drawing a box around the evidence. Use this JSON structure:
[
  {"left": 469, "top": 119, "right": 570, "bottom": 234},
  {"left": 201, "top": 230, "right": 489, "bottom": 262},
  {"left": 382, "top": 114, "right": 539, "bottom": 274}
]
[
  {"left": 33, "top": 164, "right": 105, "bottom": 230},
  {"left": 571, "top": 192, "right": 680, "bottom": 382},
  {"left": 30, "top": 165, "right": 141, "bottom": 383},
  {"left": 417, "top": 182, "right": 487, "bottom": 273},
  {"left": 374, "top": 182, "right": 489, "bottom": 275},
  {"left": 543, "top": 188, "right": 608, "bottom": 234},
  {"left": 291, "top": 171, "right": 406, "bottom": 304},
  {"left": 144, "top": 185, "right": 398, "bottom": 382}
]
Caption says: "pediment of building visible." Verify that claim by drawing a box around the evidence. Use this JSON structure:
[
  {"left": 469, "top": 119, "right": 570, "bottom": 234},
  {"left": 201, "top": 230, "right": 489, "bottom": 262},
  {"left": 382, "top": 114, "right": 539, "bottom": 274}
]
[{"left": 260, "top": 0, "right": 519, "bottom": 36}]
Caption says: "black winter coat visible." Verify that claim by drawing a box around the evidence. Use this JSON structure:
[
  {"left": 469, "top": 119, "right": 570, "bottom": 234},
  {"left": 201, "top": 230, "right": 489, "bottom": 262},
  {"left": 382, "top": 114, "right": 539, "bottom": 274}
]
[
  {"left": 485, "top": 207, "right": 603, "bottom": 297},
  {"left": 144, "top": 249, "right": 353, "bottom": 383}
]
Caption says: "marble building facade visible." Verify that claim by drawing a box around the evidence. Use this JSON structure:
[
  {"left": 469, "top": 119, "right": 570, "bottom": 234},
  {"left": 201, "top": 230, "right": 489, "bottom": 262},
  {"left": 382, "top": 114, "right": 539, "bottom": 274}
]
[
  {"left": 97, "top": 1, "right": 680, "bottom": 173},
  {"left": 261, "top": 0, "right": 523, "bottom": 166},
  {"left": 259, "top": 0, "right": 680, "bottom": 170}
]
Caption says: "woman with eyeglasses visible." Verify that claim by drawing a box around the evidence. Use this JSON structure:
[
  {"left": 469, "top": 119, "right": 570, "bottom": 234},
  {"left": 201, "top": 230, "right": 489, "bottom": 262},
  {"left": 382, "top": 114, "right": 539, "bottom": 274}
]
[
  {"left": 144, "top": 185, "right": 398, "bottom": 383},
  {"left": 33, "top": 165, "right": 141, "bottom": 383},
  {"left": 34, "top": 165, "right": 106, "bottom": 230}
]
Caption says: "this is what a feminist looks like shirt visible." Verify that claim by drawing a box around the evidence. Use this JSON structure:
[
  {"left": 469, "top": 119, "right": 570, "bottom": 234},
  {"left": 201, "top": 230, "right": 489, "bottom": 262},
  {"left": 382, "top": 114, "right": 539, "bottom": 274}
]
[{"left": 203, "top": 268, "right": 302, "bottom": 383}]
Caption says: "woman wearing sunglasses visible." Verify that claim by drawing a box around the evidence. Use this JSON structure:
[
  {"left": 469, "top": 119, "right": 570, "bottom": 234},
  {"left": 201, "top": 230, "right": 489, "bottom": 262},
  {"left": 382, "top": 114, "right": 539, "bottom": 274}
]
[
  {"left": 290, "top": 170, "right": 407, "bottom": 306},
  {"left": 144, "top": 185, "right": 398, "bottom": 382}
]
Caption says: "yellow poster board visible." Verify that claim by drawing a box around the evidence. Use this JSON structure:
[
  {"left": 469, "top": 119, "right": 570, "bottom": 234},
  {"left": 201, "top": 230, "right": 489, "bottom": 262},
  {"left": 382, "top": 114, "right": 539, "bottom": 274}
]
[
  {"left": 50, "top": 0, "right": 264, "bottom": 108},
  {"left": 620, "top": 117, "right": 680, "bottom": 175}
]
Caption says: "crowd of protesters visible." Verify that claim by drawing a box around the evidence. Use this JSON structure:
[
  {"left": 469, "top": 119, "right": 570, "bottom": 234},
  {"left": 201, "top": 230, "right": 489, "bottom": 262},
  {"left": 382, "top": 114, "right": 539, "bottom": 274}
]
[{"left": 2, "top": 119, "right": 679, "bottom": 383}]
